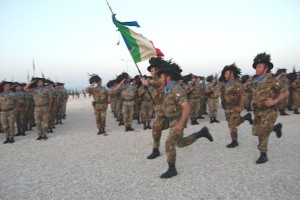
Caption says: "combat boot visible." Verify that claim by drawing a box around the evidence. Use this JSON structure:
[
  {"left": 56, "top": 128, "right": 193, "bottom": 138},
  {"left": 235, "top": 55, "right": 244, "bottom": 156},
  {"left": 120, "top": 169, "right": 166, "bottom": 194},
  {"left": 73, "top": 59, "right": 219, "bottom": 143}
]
[
  {"left": 48, "top": 128, "right": 53, "bottom": 133},
  {"left": 243, "top": 112, "right": 253, "bottom": 125},
  {"left": 279, "top": 110, "right": 289, "bottom": 116},
  {"left": 210, "top": 117, "right": 214, "bottom": 123},
  {"left": 15, "top": 128, "right": 22, "bottom": 136},
  {"left": 198, "top": 115, "right": 204, "bottom": 119},
  {"left": 191, "top": 118, "right": 195, "bottom": 125},
  {"left": 36, "top": 136, "right": 43, "bottom": 140},
  {"left": 102, "top": 128, "right": 108, "bottom": 136},
  {"left": 192, "top": 126, "right": 213, "bottom": 141},
  {"left": 3, "top": 138, "right": 10, "bottom": 144},
  {"left": 59, "top": 119, "right": 63, "bottom": 124},
  {"left": 21, "top": 128, "right": 26, "bottom": 136},
  {"left": 213, "top": 117, "right": 220, "bottom": 123},
  {"left": 127, "top": 126, "right": 134, "bottom": 131},
  {"left": 28, "top": 125, "right": 32, "bottom": 131},
  {"left": 193, "top": 119, "right": 199, "bottom": 125},
  {"left": 9, "top": 137, "right": 14, "bottom": 143},
  {"left": 273, "top": 123, "right": 282, "bottom": 138},
  {"left": 294, "top": 109, "right": 300, "bottom": 114},
  {"left": 97, "top": 128, "right": 103, "bottom": 135},
  {"left": 137, "top": 117, "right": 141, "bottom": 124},
  {"left": 160, "top": 163, "right": 178, "bottom": 179},
  {"left": 146, "top": 121, "right": 152, "bottom": 129},
  {"left": 256, "top": 152, "right": 268, "bottom": 164},
  {"left": 226, "top": 140, "right": 238, "bottom": 148},
  {"left": 147, "top": 148, "right": 160, "bottom": 159},
  {"left": 143, "top": 122, "right": 147, "bottom": 130}
]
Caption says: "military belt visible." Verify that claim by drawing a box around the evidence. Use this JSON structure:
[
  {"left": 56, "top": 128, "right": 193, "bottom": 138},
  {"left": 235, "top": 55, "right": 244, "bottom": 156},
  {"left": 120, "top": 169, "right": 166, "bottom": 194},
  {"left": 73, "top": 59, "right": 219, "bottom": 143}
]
[
  {"left": 122, "top": 99, "right": 134, "bottom": 102},
  {"left": 0, "top": 107, "right": 14, "bottom": 112}
]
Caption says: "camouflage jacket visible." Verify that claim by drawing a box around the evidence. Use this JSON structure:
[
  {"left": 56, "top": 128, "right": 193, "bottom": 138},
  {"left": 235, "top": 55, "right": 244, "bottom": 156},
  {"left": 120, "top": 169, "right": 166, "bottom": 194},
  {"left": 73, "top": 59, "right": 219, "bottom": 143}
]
[
  {"left": 0, "top": 90, "right": 17, "bottom": 111},
  {"left": 188, "top": 81, "right": 201, "bottom": 99},
  {"left": 31, "top": 87, "right": 51, "bottom": 107},
  {"left": 224, "top": 80, "right": 245, "bottom": 108},
  {"left": 252, "top": 73, "right": 286, "bottom": 109},
  {"left": 163, "top": 82, "right": 187, "bottom": 119},
  {"left": 148, "top": 77, "right": 164, "bottom": 105},
  {"left": 87, "top": 86, "right": 108, "bottom": 104}
]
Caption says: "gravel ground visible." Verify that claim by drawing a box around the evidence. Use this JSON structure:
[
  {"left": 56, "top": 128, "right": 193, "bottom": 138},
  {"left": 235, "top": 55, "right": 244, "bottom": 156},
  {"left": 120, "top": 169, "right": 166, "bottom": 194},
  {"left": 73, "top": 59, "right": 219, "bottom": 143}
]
[{"left": 0, "top": 96, "right": 299, "bottom": 200}]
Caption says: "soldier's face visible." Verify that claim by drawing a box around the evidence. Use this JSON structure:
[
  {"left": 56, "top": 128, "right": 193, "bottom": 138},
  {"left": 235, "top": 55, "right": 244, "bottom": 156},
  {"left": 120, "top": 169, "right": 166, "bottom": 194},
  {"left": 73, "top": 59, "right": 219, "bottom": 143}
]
[
  {"left": 3, "top": 84, "right": 10, "bottom": 91},
  {"left": 255, "top": 63, "right": 267, "bottom": 76},
  {"left": 224, "top": 70, "right": 231, "bottom": 81},
  {"left": 37, "top": 80, "right": 44, "bottom": 87},
  {"left": 150, "top": 68, "right": 156, "bottom": 78},
  {"left": 159, "top": 74, "right": 167, "bottom": 86}
]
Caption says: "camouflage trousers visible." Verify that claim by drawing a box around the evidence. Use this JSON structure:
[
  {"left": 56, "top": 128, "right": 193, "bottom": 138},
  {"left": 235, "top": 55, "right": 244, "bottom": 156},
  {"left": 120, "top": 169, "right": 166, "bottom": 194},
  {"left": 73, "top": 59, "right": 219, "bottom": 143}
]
[
  {"left": 0, "top": 109, "right": 15, "bottom": 138},
  {"left": 152, "top": 105, "right": 165, "bottom": 148},
  {"left": 122, "top": 101, "right": 134, "bottom": 127},
  {"left": 292, "top": 91, "right": 300, "bottom": 109},
  {"left": 245, "top": 92, "right": 252, "bottom": 110},
  {"left": 94, "top": 104, "right": 108, "bottom": 129},
  {"left": 34, "top": 106, "right": 49, "bottom": 136},
  {"left": 15, "top": 107, "right": 26, "bottom": 129},
  {"left": 252, "top": 108, "right": 278, "bottom": 152},
  {"left": 189, "top": 99, "right": 200, "bottom": 118},
  {"left": 207, "top": 97, "right": 219, "bottom": 118},
  {"left": 140, "top": 101, "right": 153, "bottom": 123},
  {"left": 165, "top": 121, "right": 198, "bottom": 164},
  {"left": 225, "top": 109, "right": 245, "bottom": 140},
  {"left": 115, "top": 99, "right": 123, "bottom": 121},
  {"left": 278, "top": 97, "right": 288, "bottom": 110}
]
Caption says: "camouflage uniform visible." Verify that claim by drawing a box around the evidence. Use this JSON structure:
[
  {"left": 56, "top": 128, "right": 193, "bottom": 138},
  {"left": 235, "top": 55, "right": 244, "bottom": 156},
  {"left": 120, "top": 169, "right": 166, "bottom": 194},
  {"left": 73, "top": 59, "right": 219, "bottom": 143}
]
[
  {"left": 164, "top": 82, "right": 200, "bottom": 164},
  {"left": 120, "top": 83, "right": 136, "bottom": 129},
  {"left": 206, "top": 82, "right": 220, "bottom": 121},
  {"left": 31, "top": 87, "right": 51, "bottom": 138},
  {"left": 86, "top": 85, "right": 108, "bottom": 131},
  {"left": 252, "top": 73, "right": 286, "bottom": 153},
  {"left": 187, "top": 81, "right": 201, "bottom": 124},
  {"left": 138, "top": 85, "right": 153, "bottom": 129},
  {"left": 148, "top": 77, "right": 165, "bottom": 148},
  {"left": 0, "top": 90, "right": 17, "bottom": 141},
  {"left": 244, "top": 78, "right": 253, "bottom": 111},
  {"left": 224, "top": 80, "right": 246, "bottom": 141},
  {"left": 277, "top": 76, "right": 290, "bottom": 114},
  {"left": 291, "top": 78, "right": 300, "bottom": 113},
  {"left": 15, "top": 89, "right": 27, "bottom": 135}
]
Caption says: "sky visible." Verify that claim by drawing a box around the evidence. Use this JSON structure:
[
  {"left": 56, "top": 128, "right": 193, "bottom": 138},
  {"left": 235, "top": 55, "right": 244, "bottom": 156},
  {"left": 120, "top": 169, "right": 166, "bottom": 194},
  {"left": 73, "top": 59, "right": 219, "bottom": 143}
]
[{"left": 1, "top": 0, "right": 300, "bottom": 89}]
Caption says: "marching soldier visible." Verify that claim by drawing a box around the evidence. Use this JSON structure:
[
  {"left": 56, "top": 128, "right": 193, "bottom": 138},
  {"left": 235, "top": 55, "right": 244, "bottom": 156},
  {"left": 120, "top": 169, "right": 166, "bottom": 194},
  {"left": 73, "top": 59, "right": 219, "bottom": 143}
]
[
  {"left": 291, "top": 73, "right": 300, "bottom": 114},
  {"left": 186, "top": 74, "right": 201, "bottom": 125},
  {"left": 85, "top": 74, "right": 109, "bottom": 135},
  {"left": 251, "top": 52, "right": 288, "bottom": 164},
  {"left": 24, "top": 77, "right": 52, "bottom": 140},
  {"left": 138, "top": 77, "right": 153, "bottom": 130},
  {"left": 14, "top": 83, "right": 27, "bottom": 136},
  {"left": 115, "top": 73, "right": 136, "bottom": 131},
  {"left": 275, "top": 68, "right": 290, "bottom": 116},
  {"left": 157, "top": 60, "right": 213, "bottom": 179},
  {"left": 0, "top": 81, "right": 18, "bottom": 143},
  {"left": 140, "top": 57, "right": 167, "bottom": 159},
  {"left": 220, "top": 63, "right": 253, "bottom": 148},
  {"left": 206, "top": 75, "right": 220, "bottom": 123}
]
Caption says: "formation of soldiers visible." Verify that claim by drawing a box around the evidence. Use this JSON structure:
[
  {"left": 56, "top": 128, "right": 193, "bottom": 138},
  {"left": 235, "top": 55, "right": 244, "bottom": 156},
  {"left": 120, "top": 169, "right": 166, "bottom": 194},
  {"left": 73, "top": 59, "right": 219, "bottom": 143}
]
[
  {"left": 86, "top": 52, "right": 300, "bottom": 178},
  {"left": 0, "top": 77, "right": 69, "bottom": 143}
]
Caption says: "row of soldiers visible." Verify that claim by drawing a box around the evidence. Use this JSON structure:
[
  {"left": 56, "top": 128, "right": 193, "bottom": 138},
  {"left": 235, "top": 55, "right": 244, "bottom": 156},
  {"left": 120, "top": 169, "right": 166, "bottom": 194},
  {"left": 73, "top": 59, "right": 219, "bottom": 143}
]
[
  {"left": 86, "top": 53, "right": 299, "bottom": 178},
  {"left": 0, "top": 78, "right": 69, "bottom": 143}
]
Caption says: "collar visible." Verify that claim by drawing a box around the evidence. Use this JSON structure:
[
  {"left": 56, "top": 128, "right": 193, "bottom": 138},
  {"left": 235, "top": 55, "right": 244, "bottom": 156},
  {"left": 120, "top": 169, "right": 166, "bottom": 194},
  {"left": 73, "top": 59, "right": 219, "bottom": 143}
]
[
  {"left": 226, "top": 79, "right": 233, "bottom": 86},
  {"left": 3, "top": 90, "right": 11, "bottom": 96},
  {"left": 256, "top": 74, "right": 267, "bottom": 84},
  {"left": 164, "top": 81, "right": 175, "bottom": 94}
]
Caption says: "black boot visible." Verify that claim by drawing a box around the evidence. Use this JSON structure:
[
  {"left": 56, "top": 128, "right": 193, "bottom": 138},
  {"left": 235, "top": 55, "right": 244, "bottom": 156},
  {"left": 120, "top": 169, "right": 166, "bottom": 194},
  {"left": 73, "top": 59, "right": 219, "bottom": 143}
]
[
  {"left": 15, "top": 128, "right": 22, "bottom": 136},
  {"left": 273, "top": 123, "right": 282, "bottom": 138},
  {"left": 213, "top": 117, "right": 220, "bottom": 123},
  {"left": 97, "top": 128, "right": 103, "bottom": 135},
  {"left": 143, "top": 122, "right": 147, "bottom": 130},
  {"left": 102, "top": 128, "right": 106, "bottom": 133},
  {"left": 36, "top": 136, "right": 43, "bottom": 140},
  {"left": 280, "top": 110, "right": 288, "bottom": 116},
  {"left": 118, "top": 120, "right": 124, "bottom": 126},
  {"left": 198, "top": 115, "right": 204, "bottom": 119},
  {"left": 147, "top": 148, "right": 160, "bottom": 159},
  {"left": 193, "top": 119, "right": 199, "bottom": 125},
  {"left": 191, "top": 118, "right": 195, "bottom": 125},
  {"left": 21, "top": 128, "right": 26, "bottom": 136},
  {"left": 192, "top": 126, "right": 213, "bottom": 141},
  {"left": 137, "top": 117, "right": 141, "bottom": 124},
  {"left": 128, "top": 126, "right": 134, "bottom": 131},
  {"left": 146, "top": 121, "right": 152, "bottom": 129},
  {"left": 59, "top": 119, "right": 63, "bottom": 124},
  {"left": 210, "top": 117, "right": 214, "bottom": 123},
  {"left": 28, "top": 125, "right": 32, "bottom": 131},
  {"left": 256, "top": 152, "right": 268, "bottom": 164},
  {"left": 48, "top": 128, "right": 53, "bottom": 133},
  {"left": 243, "top": 112, "right": 253, "bottom": 125},
  {"left": 226, "top": 140, "right": 238, "bottom": 148},
  {"left": 9, "top": 137, "right": 14, "bottom": 143},
  {"left": 160, "top": 163, "right": 178, "bottom": 179},
  {"left": 3, "top": 138, "right": 10, "bottom": 144},
  {"left": 294, "top": 109, "right": 300, "bottom": 114},
  {"left": 55, "top": 120, "right": 59, "bottom": 125}
]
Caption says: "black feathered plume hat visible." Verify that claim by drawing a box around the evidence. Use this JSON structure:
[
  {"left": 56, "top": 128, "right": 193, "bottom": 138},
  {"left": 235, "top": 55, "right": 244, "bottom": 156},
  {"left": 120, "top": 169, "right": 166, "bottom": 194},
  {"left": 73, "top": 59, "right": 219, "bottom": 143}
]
[
  {"left": 157, "top": 59, "right": 182, "bottom": 81},
  {"left": 221, "top": 62, "right": 242, "bottom": 79},
  {"left": 252, "top": 52, "right": 273, "bottom": 70},
  {"left": 89, "top": 74, "right": 102, "bottom": 84},
  {"left": 275, "top": 68, "right": 287, "bottom": 77},
  {"left": 147, "top": 57, "right": 166, "bottom": 72}
]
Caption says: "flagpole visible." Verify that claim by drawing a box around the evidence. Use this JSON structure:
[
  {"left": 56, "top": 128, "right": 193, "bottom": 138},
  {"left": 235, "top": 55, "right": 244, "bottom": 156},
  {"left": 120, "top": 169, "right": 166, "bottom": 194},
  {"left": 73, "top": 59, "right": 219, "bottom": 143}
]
[{"left": 106, "top": 1, "right": 155, "bottom": 105}]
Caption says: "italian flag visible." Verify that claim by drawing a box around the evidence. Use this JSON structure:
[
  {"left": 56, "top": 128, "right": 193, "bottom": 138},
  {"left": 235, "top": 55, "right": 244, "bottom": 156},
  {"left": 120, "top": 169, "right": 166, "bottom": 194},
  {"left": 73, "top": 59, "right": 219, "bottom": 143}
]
[{"left": 113, "top": 17, "right": 164, "bottom": 63}]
